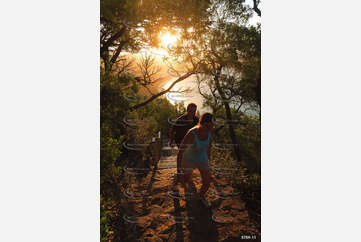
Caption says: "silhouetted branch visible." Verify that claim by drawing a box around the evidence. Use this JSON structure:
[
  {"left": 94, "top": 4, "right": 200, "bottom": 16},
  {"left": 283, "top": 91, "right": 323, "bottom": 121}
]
[
  {"left": 110, "top": 41, "right": 127, "bottom": 66},
  {"left": 253, "top": 0, "right": 261, "bottom": 17},
  {"left": 130, "top": 72, "right": 194, "bottom": 111},
  {"left": 100, "top": 26, "right": 127, "bottom": 59}
]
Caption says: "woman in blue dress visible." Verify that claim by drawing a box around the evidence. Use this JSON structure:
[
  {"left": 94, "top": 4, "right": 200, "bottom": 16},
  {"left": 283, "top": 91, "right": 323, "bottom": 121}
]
[{"left": 176, "top": 112, "right": 215, "bottom": 207}]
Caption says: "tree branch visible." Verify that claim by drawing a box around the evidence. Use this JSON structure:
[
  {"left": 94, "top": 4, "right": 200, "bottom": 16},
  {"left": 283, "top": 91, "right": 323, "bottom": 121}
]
[
  {"left": 100, "top": 26, "right": 127, "bottom": 58},
  {"left": 108, "top": 40, "right": 127, "bottom": 72},
  {"left": 130, "top": 72, "right": 194, "bottom": 111},
  {"left": 253, "top": 0, "right": 261, "bottom": 17}
]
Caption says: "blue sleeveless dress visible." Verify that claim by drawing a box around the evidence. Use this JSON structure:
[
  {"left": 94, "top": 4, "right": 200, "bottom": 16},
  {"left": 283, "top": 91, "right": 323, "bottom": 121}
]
[{"left": 182, "top": 129, "right": 211, "bottom": 167}]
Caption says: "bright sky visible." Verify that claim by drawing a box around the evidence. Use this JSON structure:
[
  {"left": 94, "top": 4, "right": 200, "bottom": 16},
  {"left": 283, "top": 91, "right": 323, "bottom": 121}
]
[{"left": 245, "top": 0, "right": 261, "bottom": 26}]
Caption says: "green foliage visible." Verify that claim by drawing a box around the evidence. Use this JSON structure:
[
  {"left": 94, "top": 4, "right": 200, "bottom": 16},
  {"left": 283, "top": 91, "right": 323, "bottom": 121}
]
[
  {"left": 100, "top": 196, "right": 111, "bottom": 241},
  {"left": 101, "top": 128, "right": 123, "bottom": 165},
  {"left": 235, "top": 114, "right": 261, "bottom": 173},
  {"left": 100, "top": 65, "right": 179, "bottom": 240}
]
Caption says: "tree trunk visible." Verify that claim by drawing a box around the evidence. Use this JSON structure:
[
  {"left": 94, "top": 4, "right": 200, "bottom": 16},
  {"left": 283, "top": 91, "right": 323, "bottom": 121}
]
[
  {"left": 213, "top": 69, "right": 259, "bottom": 173},
  {"left": 100, "top": 26, "right": 127, "bottom": 72},
  {"left": 213, "top": 69, "right": 242, "bottom": 164},
  {"left": 100, "top": 26, "right": 127, "bottom": 57}
]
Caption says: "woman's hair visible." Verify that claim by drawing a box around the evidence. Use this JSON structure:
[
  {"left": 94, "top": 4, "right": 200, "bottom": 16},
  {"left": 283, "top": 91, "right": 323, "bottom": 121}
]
[
  {"left": 197, "top": 112, "right": 214, "bottom": 126},
  {"left": 186, "top": 102, "right": 197, "bottom": 111}
]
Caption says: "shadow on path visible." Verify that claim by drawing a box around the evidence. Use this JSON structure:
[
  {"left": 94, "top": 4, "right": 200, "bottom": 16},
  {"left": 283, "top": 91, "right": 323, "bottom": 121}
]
[
  {"left": 170, "top": 187, "right": 185, "bottom": 242},
  {"left": 184, "top": 180, "right": 219, "bottom": 242},
  {"left": 141, "top": 161, "right": 159, "bottom": 212}
]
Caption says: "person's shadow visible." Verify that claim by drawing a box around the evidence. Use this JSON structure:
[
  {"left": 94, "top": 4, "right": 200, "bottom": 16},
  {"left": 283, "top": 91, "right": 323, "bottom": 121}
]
[
  {"left": 182, "top": 179, "right": 219, "bottom": 242},
  {"left": 170, "top": 186, "right": 186, "bottom": 242}
]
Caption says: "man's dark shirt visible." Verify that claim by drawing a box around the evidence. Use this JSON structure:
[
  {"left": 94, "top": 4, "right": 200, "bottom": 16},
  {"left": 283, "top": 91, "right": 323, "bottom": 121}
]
[{"left": 173, "top": 114, "right": 199, "bottom": 145}]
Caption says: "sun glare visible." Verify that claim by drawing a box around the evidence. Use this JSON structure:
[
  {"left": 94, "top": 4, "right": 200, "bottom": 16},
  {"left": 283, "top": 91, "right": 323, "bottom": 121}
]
[{"left": 159, "top": 31, "right": 179, "bottom": 48}]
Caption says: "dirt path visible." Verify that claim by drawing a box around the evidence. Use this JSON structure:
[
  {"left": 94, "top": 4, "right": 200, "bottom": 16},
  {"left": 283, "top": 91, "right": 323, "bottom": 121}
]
[{"left": 122, "top": 152, "right": 260, "bottom": 242}]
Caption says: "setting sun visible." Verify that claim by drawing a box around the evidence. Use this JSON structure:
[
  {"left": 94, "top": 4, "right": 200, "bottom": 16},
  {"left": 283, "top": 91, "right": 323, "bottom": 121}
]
[{"left": 159, "top": 31, "right": 179, "bottom": 49}]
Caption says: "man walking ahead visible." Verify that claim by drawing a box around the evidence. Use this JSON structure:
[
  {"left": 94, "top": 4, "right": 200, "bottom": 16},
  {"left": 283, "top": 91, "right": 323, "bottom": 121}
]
[{"left": 169, "top": 103, "right": 199, "bottom": 170}]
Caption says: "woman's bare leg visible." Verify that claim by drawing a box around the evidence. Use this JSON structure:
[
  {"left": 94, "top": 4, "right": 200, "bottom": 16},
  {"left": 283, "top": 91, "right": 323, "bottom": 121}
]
[
  {"left": 179, "top": 160, "right": 194, "bottom": 185},
  {"left": 198, "top": 167, "right": 211, "bottom": 197}
]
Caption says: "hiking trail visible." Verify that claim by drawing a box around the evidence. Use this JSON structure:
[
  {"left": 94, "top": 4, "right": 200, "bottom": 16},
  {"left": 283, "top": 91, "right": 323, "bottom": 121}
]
[{"left": 122, "top": 147, "right": 260, "bottom": 242}]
